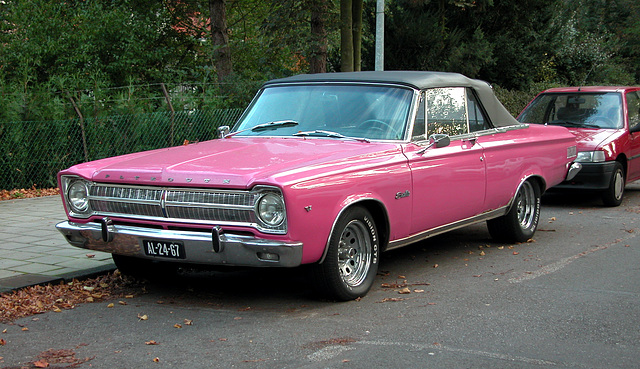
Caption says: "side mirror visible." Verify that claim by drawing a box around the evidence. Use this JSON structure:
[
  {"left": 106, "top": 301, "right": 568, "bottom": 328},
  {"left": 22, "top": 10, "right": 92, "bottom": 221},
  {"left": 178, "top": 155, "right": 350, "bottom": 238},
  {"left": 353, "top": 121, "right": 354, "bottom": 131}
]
[
  {"left": 218, "top": 125, "right": 230, "bottom": 138},
  {"left": 417, "top": 134, "right": 451, "bottom": 155},
  {"left": 429, "top": 134, "right": 450, "bottom": 148}
]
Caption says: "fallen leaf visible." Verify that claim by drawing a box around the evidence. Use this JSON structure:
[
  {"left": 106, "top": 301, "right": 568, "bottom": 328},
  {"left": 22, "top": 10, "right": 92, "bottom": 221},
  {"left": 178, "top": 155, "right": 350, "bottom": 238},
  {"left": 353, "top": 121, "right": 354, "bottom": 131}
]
[
  {"left": 398, "top": 287, "right": 411, "bottom": 294},
  {"left": 174, "top": 324, "right": 182, "bottom": 329},
  {"left": 397, "top": 275, "right": 406, "bottom": 279},
  {"left": 378, "top": 297, "right": 406, "bottom": 303},
  {"left": 414, "top": 289, "right": 425, "bottom": 293},
  {"left": 125, "top": 295, "right": 134, "bottom": 299},
  {"left": 21, "top": 327, "right": 29, "bottom": 331},
  {"left": 138, "top": 314, "right": 148, "bottom": 321},
  {"left": 0, "top": 338, "right": 6, "bottom": 345},
  {"left": 33, "top": 359, "right": 49, "bottom": 368},
  {"left": 153, "top": 357, "right": 160, "bottom": 362},
  {"left": 107, "top": 303, "right": 115, "bottom": 308},
  {"left": 145, "top": 340, "right": 159, "bottom": 345},
  {"left": 433, "top": 264, "right": 439, "bottom": 268},
  {"left": 118, "top": 301, "right": 127, "bottom": 305},
  {"left": 86, "top": 254, "right": 95, "bottom": 258},
  {"left": 86, "top": 297, "right": 94, "bottom": 303},
  {"left": 513, "top": 252, "right": 520, "bottom": 255},
  {"left": 184, "top": 319, "right": 193, "bottom": 325},
  {"left": 83, "top": 286, "right": 95, "bottom": 292},
  {"left": 2, "top": 329, "right": 6, "bottom": 333},
  {"left": 479, "top": 251, "right": 486, "bottom": 256},
  {"left": 52, "top": 307, "right": 62, "bottom": 313}
]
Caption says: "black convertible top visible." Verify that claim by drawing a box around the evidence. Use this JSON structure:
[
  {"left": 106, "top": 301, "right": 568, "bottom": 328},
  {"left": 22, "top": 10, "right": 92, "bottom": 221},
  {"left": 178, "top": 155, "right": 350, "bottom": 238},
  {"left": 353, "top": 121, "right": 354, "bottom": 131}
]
[{"left": 265, "top": 71, "right": 520, "bottom": 128}]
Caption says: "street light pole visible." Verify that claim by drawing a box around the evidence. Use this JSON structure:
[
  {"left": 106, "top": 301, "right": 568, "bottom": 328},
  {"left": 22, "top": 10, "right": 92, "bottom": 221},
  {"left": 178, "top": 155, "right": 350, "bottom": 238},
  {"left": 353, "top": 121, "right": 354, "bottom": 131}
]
[{"left": 375, "top": 0, "right": 384, "bottom": 71}]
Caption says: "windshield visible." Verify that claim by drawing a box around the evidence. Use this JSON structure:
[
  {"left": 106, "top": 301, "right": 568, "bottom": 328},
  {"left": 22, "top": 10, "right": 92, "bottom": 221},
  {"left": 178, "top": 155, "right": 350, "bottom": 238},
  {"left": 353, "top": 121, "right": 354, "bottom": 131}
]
[
  {"left": 518, "top": 92, "right": 623, "bottom": 129},
  {"left": 232, "top": 84, "right": 414, "bottom": 140}
]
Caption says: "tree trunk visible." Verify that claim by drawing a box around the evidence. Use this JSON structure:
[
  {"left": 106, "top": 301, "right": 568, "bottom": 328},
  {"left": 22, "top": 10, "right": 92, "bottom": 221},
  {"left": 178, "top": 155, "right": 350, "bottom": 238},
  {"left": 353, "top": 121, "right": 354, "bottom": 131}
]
[
  {"left": 309, "top": 0, "right": 328, "bottom": 73},
  {"left": 340, "top": 0, "right": 354, "bottom": 72},
  {"left": 209, "top": 0, "right": 233, "bottom": 82}
]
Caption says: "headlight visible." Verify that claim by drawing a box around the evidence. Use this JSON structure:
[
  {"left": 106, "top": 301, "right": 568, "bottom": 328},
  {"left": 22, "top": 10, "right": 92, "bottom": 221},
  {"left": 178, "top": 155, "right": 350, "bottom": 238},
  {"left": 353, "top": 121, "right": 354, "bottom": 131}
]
[
  {"left": 65, "top": 178, "right": 91, "bottom": 216},
  {"left": 575, "top": 151, "right": 606, "bottom": 163},
  {"left": 257, "top": 193, "right": 285, "bottom": 227}
]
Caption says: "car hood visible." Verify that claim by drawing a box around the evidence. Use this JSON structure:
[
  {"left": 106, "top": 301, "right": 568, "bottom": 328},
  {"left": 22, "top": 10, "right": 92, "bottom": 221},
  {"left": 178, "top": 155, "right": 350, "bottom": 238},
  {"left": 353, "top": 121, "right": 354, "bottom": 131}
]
[
  {"left": 63, "top": 137, "right": 402, "bottom": 189},
  {"left": 566, "top": 128, "right": 621, "bottom": 151}
]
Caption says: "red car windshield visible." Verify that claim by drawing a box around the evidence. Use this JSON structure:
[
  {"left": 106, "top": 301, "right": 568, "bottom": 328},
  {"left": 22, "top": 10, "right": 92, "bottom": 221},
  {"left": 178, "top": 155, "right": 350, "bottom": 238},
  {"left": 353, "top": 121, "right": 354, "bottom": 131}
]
[{"left": 518, "top": 92, "right": 623, "bottom": 129}]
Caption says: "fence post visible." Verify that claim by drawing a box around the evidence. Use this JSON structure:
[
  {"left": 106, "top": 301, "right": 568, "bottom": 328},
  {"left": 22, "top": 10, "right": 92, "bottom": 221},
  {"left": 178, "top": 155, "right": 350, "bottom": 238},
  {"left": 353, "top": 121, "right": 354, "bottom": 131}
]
[
  {"left": 161, "top": 83, "right": 176, "bottom": 146},
  {"left": 67, "top": 93, "right": 89, "bottom": 162}
]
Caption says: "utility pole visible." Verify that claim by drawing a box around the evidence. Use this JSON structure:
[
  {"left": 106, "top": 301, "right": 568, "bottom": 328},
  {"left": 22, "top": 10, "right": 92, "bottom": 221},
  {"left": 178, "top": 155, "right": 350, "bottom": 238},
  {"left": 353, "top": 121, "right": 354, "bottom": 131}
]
[{"left": 375, "top": 0, "right": 384, "bottom": 71}]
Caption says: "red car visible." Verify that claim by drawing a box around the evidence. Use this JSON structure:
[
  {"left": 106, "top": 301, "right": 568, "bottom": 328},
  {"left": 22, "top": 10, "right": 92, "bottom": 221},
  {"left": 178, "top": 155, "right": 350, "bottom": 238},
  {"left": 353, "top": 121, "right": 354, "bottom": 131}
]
[{"left": 518, "top": 86, "right": 640, "bottom": 206}]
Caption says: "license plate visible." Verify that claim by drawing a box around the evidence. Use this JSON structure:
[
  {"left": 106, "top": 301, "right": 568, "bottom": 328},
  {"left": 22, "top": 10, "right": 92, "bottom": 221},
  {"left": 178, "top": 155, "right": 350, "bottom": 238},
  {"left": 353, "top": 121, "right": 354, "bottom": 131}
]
[{"left": 142, "top": 239, "right": 186, "bottom": 259}]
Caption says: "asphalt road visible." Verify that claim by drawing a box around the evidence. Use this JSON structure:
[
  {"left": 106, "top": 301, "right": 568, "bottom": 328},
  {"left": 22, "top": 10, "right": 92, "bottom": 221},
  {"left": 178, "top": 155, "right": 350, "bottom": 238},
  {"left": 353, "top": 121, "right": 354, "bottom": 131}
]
[{"left": 1, "top": 185, "right": 639, "bottom": 368}]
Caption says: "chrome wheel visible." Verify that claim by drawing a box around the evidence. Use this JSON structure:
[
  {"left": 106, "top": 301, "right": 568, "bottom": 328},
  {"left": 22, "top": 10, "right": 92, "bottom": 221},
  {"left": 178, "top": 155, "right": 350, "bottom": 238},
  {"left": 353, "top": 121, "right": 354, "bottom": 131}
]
[
  {"left": 487, "top": 179, "right": 541, "bottom": 243},
  {"left": 311, "top": 206, "right": 380, "bottom": 301},
  {"left": 516, "top": 181, "right": 537, "bottom": 230},
  {"left": 338, "top": 219, "right": 373, "bottom": 288}
]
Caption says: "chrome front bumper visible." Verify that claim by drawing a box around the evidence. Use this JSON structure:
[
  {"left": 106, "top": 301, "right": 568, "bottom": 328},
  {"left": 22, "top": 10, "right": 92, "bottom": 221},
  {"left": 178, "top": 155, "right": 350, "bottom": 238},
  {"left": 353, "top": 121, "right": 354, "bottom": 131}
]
[{"left": 56, "top": 220, "right": 303, "bottom": 267}]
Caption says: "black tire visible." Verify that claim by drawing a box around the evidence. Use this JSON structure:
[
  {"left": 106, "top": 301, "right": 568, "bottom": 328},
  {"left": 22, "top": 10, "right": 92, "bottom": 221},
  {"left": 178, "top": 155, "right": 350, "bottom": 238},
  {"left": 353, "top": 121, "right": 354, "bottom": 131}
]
[
  {"left": 602, "top": 162, "right": 625, "bottom": 207},
  {"left": 311, "top": 206, "right": 380, "bottom": 301},
  {"left": 487, "top": 180, "right": 541, "bottom": 243},
  {"left": 112, "top": 254, "right": 177, "bottom": 280}
]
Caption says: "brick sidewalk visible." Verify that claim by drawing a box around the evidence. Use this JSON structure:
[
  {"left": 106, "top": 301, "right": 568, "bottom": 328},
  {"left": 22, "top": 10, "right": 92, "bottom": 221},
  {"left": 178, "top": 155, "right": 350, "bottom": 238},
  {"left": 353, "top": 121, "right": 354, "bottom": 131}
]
[{"left": 0, "top": 196, "right": 115, "bottom": 293}]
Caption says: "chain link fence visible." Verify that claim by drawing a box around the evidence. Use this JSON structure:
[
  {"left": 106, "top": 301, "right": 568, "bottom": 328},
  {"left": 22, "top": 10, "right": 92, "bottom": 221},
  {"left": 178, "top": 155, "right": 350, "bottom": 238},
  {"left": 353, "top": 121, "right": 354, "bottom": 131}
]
[{"left": 0, "top": 108, "right": 244, "bottom": 190}]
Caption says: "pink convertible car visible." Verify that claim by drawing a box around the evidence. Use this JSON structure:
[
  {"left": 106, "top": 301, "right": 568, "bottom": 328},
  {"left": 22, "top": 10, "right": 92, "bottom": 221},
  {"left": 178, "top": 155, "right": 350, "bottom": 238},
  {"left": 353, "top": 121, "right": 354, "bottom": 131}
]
[{"left": 57, "top": 71, "right": 580, "bottom": 300}]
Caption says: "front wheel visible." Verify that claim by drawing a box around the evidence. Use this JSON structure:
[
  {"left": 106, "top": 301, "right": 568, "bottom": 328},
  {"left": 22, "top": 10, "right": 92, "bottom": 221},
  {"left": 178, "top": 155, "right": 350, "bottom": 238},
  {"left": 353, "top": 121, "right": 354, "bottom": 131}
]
[
  {"left": 487, "top": 180, "right": 541, "bottom": 243},
  {"left": 602, "top": 162, "right": 625, "bottom": 207},
  {"left": 311, "top": 206, "right": 380, "bottom": 301}
]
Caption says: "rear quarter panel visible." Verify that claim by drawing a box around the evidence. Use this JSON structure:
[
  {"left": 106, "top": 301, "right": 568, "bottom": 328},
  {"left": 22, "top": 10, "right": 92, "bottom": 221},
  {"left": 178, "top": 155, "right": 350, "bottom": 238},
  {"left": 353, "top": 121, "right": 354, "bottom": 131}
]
[{"left": 478, "top": 124, "right": 576, "bottom": 210}]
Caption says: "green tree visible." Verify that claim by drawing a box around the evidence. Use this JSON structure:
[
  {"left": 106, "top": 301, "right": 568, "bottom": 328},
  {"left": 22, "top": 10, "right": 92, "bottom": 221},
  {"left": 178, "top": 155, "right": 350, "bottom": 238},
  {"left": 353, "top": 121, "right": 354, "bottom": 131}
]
[{"left": 340, "top": 0, "right": 363, "bottom": 71}]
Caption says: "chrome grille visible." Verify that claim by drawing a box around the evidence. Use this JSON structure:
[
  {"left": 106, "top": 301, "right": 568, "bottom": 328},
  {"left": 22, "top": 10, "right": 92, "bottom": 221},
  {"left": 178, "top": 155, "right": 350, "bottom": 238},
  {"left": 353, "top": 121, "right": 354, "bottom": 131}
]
[{"left": 86, "top": 183, "right": 284, "bottom": 233}]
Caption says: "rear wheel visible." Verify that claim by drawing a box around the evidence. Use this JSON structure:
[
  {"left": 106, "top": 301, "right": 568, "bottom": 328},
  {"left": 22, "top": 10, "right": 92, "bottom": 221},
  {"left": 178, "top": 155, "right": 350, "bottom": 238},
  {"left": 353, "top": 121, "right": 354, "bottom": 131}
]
[
  {"left": 602, "top": 162, "right": 625, "bottom": 207},
  {"left": 487, "top": 180, "right": 541, "bottom": 243},
  {"left": 311, "top": 206, "right": 380, "bottom": 301}
]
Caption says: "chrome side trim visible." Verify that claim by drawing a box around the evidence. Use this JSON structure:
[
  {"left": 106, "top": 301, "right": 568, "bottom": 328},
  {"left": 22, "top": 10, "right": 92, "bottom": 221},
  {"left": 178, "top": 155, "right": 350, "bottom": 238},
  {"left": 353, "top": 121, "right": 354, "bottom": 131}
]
[{"left": 386, "top": 207, "right": 508, "bottom": 251}]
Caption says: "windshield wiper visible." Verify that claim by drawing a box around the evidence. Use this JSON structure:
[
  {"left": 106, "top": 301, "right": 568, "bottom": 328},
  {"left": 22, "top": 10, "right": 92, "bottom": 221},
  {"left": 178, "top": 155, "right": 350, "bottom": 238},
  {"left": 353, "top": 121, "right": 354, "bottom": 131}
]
[
  {"left": 547, "top": 120, "right": 600, "bottom": 129},
  {"left": 223, "top": 120, "right": 299, "bottom": 138},
  {"left": 292, "top": 130, "right": 370, "bottom": 143}
]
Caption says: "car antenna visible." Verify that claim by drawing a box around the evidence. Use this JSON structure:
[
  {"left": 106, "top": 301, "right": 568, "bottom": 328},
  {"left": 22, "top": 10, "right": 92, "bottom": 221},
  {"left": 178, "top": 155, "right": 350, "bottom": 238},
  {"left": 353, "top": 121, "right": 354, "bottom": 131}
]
[{"left": 579, "top": 64, "right": 598, "bottom": 91}]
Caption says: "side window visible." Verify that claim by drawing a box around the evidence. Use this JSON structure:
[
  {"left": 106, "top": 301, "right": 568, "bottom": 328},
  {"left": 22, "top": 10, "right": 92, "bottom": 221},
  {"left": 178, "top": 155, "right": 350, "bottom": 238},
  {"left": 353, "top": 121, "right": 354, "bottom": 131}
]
[
  {"left": 467, "top": 88, "right": 491, "bottom": 132},
  {"left": 627, "top": 91, "right": 640, "bottom": 132},
  {"left": 411, "top": 92, "right": 426, "bottom": 141},
  {"left": 426, "top": 87, "right": 468, "bottom": 137}
]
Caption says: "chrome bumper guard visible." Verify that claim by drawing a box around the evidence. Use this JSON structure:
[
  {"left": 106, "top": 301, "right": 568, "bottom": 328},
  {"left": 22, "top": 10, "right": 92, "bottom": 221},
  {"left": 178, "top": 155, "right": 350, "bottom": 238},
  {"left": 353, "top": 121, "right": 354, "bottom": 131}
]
[
  {"left": 565, "top": 162, "right": 582, "bottom": 181},
  {"left": 56, "top": 220, "right": 303, "bottom": 267}
]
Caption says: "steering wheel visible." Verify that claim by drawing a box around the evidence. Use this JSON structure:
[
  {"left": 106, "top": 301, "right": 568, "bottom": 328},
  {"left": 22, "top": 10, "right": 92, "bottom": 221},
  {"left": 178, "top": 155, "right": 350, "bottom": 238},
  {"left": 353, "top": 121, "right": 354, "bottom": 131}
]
[
  {"left": 586, "top": 116, "right": 615, "bottom": 128},
  {"left": 357, "top": 119, "right": 402, "bottom": 139}
]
